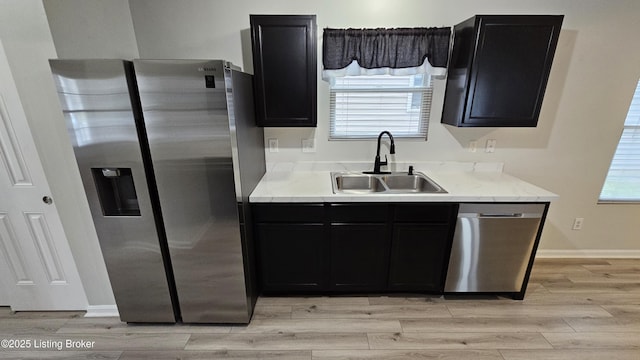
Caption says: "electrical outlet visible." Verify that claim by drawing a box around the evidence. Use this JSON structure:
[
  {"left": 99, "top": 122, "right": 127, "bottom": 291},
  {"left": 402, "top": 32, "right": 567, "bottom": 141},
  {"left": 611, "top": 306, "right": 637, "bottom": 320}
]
[
  {"left": 268, "top": 138, "right": 279, "bottom": 153},
  {"left": 302, "top": 138, "right": 316, "bottom": 153},
  {"left": 572, "top": 217, "right": 584, "bottom": 230},
  {"left": 469, "top": 140, "right": 477, "bottom": 153},
  {"left": 485, "top": 139, "right": 497, "bottom": 153}
]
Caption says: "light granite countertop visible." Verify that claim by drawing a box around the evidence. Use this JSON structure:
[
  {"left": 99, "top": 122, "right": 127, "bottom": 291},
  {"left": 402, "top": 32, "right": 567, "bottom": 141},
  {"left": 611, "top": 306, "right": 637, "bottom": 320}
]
[{"left": 249, "top": 161, "right": 558, "bottom": 203}]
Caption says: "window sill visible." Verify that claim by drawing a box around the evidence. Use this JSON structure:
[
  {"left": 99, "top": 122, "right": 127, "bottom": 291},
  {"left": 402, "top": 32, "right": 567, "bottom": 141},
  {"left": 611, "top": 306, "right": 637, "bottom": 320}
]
[{"left": 597, "top": 200, "right": 640, "bottom": 204}]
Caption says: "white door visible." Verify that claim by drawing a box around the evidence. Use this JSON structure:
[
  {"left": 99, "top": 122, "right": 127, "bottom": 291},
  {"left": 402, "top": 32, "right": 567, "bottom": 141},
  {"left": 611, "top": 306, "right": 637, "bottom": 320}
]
[{"left": 0, "top": 39, "right": 87, "bottom": 310}]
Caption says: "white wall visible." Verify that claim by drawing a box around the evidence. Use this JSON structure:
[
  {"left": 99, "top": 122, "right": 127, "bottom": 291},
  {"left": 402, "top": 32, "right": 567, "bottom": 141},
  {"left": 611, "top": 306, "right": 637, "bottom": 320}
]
[
  {"left": 44, "top": 0, "right": 139, "bottom": 59},
  {"left": 0, "top": 0, "right": 115, "bottom": 306},
  {"left": 7, "top": 0, "right": 637, "bottom": 305}
]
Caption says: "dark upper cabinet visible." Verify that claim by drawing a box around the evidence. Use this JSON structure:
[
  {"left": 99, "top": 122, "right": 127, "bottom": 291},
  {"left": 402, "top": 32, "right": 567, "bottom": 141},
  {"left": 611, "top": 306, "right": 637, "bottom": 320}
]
[
  {"left": 250, "top": 15, "right": 317, "bottom": 127},
  {"left": 442, "top": 15, "right": 563, "bottom": 127}
]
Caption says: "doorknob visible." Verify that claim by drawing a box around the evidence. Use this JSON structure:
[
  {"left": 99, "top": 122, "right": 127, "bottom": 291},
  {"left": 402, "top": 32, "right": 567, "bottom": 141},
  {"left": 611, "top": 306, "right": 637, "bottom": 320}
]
[{"left": 42, "top": 196, "right": 53, "bottom": 205}]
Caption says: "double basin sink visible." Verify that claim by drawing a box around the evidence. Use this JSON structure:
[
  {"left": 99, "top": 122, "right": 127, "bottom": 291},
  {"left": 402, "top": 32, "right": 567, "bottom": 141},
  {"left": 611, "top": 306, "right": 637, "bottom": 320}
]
[{"left": 331, "top": 171, "right": 447, "bottom": 194}]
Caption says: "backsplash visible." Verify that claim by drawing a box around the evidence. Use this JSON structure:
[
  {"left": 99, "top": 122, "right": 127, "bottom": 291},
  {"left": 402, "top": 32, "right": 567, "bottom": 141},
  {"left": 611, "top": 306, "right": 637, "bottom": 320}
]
[{"left": 265, "top": 161, "right": 505, "bottom": 173}]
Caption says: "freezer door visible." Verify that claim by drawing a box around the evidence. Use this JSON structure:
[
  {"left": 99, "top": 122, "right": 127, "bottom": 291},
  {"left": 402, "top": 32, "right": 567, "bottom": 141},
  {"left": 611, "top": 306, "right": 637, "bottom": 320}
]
[
  {"left": 133, "top": 60, "right": 250, "bottom": 323},
  {"left": 49, "top": 59, "right": 176, "bottom": 323}
]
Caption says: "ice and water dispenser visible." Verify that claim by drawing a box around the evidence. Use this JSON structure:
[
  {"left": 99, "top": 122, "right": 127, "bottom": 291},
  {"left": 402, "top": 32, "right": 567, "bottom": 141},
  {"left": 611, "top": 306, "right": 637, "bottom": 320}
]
[{"left": 92, "top": 168, "right": 141, "bottom": 216}]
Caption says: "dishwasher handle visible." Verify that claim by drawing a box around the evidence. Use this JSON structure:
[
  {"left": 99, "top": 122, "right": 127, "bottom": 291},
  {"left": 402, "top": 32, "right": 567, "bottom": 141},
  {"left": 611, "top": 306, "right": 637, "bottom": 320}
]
[
  {"left": 459, "top": 212, "right": 542, "bottom": 219},
  {"left": 479, "top": 213, "right": 523, "bottom": 218},
  {"left": 458, "top": 204, "right": 546, "bottom": 220}
]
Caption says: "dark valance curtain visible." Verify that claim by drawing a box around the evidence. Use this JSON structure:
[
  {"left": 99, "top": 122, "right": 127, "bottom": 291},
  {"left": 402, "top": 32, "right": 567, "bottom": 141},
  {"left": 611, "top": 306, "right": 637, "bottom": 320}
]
[{"left": 323, "top": 27, "right": 451, "bottom": 70}]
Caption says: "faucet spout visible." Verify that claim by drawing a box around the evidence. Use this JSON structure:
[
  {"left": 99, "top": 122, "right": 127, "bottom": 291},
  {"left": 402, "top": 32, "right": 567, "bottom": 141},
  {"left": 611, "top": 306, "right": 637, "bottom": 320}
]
[{"left": 365, "top": 131, "right": 395, "bottom": 174}]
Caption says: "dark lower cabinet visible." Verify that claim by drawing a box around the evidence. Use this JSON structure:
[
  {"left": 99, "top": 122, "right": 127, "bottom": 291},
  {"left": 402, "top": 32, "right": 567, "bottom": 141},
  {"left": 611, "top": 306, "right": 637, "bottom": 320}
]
[
  {"left": 256, "top": 223, "right": 325, "bottom": 292},
  {"left": 253, "top": 201, "right": 544, "bottom": 298},
  {"left": 388, "top": 204, "right": 457, "bottom": 291},
  {"left": 389, "top": 224, "right": 452, "bottom": 291},
  {"left": 252, "top": 202, "right": 456, "bottom": 294},
  {"left": 330, "top": 224, "right": 388, "bottom": 291}
]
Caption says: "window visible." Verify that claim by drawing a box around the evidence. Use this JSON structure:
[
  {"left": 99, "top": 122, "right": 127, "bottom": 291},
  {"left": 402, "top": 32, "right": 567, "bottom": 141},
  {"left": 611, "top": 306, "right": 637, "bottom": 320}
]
[
  {"left": 329, "top": 74, "right": 432, "bottom": 139},
  {"left": 599, "top": 79, "right": 640, "bottom": 202}
]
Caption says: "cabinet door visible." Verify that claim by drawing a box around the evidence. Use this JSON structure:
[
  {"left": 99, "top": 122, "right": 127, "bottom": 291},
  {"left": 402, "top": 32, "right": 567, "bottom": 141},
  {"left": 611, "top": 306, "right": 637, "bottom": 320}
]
[
  {"left": 465, "top": 16, "right": 562, "bottom": 126},
  {"left": 442, "top": 15, "right": 563, "bottom": 127},
  {"left": 389, "top": 224, "right": 451, "bottom": 291},
  {"left": 250, "top": 15, "right": 317, "bottom": 127},
  {"left": 330, "top": 224, "right": 388, "bottom": 291},
  {"left": 256, "top": 223, "right": 325, "bottom": 292}
]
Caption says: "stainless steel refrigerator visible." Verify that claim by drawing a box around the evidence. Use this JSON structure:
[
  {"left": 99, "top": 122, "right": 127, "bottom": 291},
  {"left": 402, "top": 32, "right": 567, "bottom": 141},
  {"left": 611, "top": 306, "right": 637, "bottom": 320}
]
[{"left": 50, "top": 59, "right": 265, "bottom": 324}]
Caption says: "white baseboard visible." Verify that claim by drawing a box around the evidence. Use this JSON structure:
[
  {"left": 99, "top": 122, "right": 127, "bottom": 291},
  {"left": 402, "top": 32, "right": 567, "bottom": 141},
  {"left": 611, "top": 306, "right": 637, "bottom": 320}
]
[
  {"left": 84, "top": 305, "right": 119, "bottom": 318},
  {"left": 537, "top": 249, "right": 640, "bottom": 259}
]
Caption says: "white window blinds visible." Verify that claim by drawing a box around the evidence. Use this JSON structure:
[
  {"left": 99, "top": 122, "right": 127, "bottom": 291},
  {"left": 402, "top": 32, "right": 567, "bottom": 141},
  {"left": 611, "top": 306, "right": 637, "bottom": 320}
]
[
  {"left": 329, "top": 74, "right": 432, "bottom": 139},
  {"left": 600, "top": 79, "right": 640, "bottom": 202}
]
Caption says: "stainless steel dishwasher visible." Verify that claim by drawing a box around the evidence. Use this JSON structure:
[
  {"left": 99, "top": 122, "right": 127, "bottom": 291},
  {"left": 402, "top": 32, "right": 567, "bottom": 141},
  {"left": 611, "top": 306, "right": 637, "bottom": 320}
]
[{"left": 444, "top": 203, "right": 547, "bottom": 298}]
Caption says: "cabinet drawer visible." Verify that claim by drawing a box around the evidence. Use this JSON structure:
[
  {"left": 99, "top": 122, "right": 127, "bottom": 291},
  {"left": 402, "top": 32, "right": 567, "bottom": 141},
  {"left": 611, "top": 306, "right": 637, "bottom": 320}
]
[
  {"left": 253, "top": 203, "right": 324, "bottom": 223},
  {"left": 394, "top": 204, "right": 456, "bottom": 223},
  {"left": 329, "top": 203, "right": 389, "bottom": 223}
]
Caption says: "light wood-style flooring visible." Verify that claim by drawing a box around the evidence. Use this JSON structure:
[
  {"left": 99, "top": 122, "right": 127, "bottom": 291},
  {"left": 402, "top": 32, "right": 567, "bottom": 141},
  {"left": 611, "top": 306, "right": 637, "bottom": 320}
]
[{"left": 1, "top": 258, "right": 639, "bottom": 359}]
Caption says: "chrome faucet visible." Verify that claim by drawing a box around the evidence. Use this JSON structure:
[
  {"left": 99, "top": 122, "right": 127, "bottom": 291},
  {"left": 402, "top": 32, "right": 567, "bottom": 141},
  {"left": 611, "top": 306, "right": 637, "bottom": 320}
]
[{"left": 364, "top": 131, "right": 395, "bottom": 174}]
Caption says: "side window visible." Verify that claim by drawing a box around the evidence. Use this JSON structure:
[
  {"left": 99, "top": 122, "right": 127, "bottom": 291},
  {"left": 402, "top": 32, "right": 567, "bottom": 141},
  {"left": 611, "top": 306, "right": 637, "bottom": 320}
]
[{"left": 599, "top": 79, "right": 640, "bottom": 202}]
